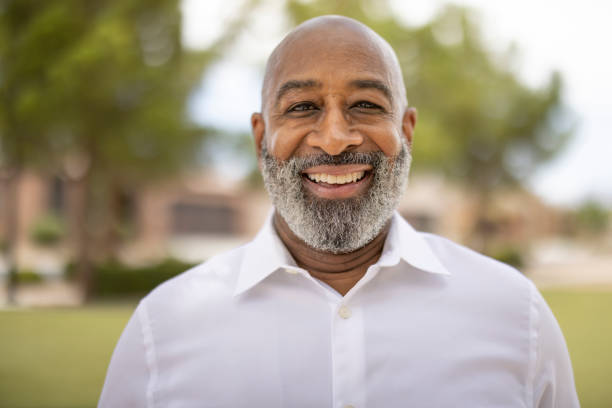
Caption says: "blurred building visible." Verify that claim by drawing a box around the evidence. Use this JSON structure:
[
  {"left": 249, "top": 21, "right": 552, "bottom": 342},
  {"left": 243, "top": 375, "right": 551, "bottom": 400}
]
[{"left": 0, "top": 169, "right": 567, "bottom": 278}]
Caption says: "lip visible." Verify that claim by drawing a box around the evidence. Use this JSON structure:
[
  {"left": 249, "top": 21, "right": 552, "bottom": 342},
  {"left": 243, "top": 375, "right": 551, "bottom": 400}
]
[
  {"left": 302, "top": 164, "right": 373, "bottom": 175},
  {"left": 302, "top": 170, "right": 372, "bottom": 199}
]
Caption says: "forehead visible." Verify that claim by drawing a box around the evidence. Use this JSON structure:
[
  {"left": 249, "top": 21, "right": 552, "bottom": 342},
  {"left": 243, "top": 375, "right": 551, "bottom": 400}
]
[
  {"left": 280, "top": 36, "right": 389, "bottom": 74},
  {"left": 265, "top": 28, "right": 398, "bottom": 103}
]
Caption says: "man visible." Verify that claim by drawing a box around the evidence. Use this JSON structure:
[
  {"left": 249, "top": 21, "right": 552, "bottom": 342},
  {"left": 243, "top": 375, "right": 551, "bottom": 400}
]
[{"left": 99, "top": 16, "right": 579, "bottom": 407}]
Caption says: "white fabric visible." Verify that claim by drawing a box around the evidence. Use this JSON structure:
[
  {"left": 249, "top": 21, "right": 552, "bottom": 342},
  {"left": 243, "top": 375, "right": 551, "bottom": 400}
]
[{"left": 99, "top": 212, "right": 579, "bottom": 407}]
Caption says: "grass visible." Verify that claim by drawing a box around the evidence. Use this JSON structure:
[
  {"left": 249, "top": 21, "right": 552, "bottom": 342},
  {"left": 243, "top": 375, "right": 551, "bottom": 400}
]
[
  {"left": 0, "top": 304, "right": 135, "bottom": 408},
  {"left": 542, "top": 289, "right": 612, "bottom": 407},
  {"left": 0, "top": 290, "right": 610, "bottom": 408}
]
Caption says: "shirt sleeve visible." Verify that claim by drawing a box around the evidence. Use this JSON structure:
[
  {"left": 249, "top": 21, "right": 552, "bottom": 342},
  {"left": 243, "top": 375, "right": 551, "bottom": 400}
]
[
  {"left": 98, "top": 302, "right": 151, "bottom": 408},
  {"left": 529, "top": 283, "right": 580, "bottom": 407}
]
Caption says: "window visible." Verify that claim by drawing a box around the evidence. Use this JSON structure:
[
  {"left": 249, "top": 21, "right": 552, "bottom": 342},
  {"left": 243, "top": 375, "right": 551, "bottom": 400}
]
[
  {"left": 401, "top": 211, "right": 436, "bottom": 232},
  {"left": 49, "top": 176, "right": 65, "bottom": 215},
  {"left": 172, "top": 201, "right": 237, "bottom": 235}
]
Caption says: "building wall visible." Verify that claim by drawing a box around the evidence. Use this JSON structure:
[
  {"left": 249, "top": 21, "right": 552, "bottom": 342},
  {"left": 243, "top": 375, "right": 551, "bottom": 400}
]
[{"left": 2, "top": 170, "right": 567, "bottom": 269}]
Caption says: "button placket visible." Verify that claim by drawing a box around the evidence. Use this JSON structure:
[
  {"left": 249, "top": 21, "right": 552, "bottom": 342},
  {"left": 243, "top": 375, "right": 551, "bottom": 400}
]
[{"left": 331, "top": 302, "right": 366, "bottom": 408}]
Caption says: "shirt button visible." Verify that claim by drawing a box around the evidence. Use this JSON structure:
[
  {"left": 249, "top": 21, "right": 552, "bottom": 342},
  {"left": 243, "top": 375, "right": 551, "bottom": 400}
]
[
  {"left": 344, "top": 405, "right": 355, "bottom": 408},
  {"left": 285, "top": 268, "right": 299, "bottom": 274},
  {"left": 338, "top": 305, "right": 352, "bottom": 319}
]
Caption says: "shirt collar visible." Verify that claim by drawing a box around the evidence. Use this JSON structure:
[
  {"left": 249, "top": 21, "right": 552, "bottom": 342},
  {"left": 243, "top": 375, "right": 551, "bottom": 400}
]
[
  {"left": 233, "top": 211, "right": 297, "bottom": 296},
  {"left": 233, "top": 210, "right": 450, "bottom": 296},
  {"left": 380, "top": 212, "right": 451, "bottom": 276}
]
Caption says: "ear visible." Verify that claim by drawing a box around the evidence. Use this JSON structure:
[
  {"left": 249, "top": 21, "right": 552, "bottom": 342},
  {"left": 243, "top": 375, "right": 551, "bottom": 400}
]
[
  {"left": 251, "top": 112, "right": 265, "bottom": 159},
  {"left": 401, "top": 107, "right": 417, "bottom": 148}
]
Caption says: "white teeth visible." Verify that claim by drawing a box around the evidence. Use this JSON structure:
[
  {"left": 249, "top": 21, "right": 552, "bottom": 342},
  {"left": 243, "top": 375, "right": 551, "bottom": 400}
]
[{"left": 306, "top": 171, "right": 365, "bottom": 184}]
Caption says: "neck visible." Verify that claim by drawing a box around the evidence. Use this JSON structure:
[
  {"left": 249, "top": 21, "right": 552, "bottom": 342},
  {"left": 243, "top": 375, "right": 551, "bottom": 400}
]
[{"left": 273, "top": 211, "right": 390, "bottom": 295}]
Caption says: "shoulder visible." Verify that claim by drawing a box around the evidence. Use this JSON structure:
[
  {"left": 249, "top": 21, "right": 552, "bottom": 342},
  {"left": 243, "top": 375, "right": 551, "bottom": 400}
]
[
  {"left": 421, "top": 232, "right": 529, "bottom": 281},
  {"left": 141, "top": 244, "right": 247, "bottom": 311},
  {"left": 127, "top": 245, "right": 251, "bottom": 370},
  {"left": 419, "top": 231, "right": 535, "bottom": 305}
]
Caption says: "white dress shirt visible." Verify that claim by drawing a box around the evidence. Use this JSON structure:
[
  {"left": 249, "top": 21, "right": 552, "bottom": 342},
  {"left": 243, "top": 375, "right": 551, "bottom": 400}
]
[{"left": 99, "top": 212, "right": 579, "bottom": 408}]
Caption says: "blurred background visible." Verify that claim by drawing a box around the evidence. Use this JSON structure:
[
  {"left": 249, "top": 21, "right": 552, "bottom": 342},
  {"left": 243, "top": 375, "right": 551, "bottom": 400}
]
[{"left": 0, "top": 0, "right": 610, "bottom": 406}]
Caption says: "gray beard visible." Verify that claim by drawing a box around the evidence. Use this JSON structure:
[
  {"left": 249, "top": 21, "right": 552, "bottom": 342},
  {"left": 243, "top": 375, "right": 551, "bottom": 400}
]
[{"left": 260, "top": 142, "right": 411, "bottom": 254}]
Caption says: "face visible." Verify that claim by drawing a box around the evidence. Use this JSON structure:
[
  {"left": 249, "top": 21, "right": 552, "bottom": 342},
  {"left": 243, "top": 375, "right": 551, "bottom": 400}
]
[{"left": 252, "top": 22, "right": 416, "bottom": 253}]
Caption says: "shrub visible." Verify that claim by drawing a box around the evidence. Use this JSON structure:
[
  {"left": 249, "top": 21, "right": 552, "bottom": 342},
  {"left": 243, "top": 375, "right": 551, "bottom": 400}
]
[
  {"left": 575, "top": 201, "right": 610, "bottom": 235},
  {"left": 92, "top": 258, "right": 198, "bottom": 298},
  {"left": 489, "top": 246, "right": 525, "bottom": 269},
  {"left": 30, "top": 214, "right": 65, "bottom": 246},
  {"left": 64, "top": 258, "right": 198, "bottom": 297},
  {"left": 16, "top": 269, "right": 44, "bottom": 284}
]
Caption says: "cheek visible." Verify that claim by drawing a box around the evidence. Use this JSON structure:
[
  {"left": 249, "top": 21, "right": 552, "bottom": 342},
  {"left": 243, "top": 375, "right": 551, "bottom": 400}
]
[
  {"left": 362, "top": 124, "right": 403, "bottom": 156},
  {"left": 267, "top": 125, "right": 309, "bottom": 161}
]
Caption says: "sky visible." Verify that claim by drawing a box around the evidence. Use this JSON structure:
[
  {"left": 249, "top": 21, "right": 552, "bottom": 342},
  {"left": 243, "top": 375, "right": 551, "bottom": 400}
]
[{"left": 181, "top": 0, "right": 612, "bottom": 208}]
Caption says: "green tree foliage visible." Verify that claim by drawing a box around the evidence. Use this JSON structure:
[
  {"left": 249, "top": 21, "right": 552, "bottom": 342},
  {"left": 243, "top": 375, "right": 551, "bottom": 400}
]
[
  {"left": 285, "top": 0, "right": 573, "bottom": 191},
  {"left": 0, "top": 0, "right": 237, "bottom": 300},
  {"left": 0, "top": 0, "right": 63, "bottom": 303},
  {"left": 285, "top": 0, "right": 573, "bottom": 252},
  {"left": 29, "top": 0, "right": 211, "bottom": 178}
]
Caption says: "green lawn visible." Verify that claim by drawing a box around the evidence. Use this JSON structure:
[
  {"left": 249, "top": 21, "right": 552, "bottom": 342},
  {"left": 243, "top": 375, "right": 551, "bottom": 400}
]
[
  {"left": 0, "top": 290, "right": 610, "bottom": 408},
  {"left": 542, "top": 289, "right": 612, "bottom": 408},
  {"left": 0, "top": 304, "right": 135, "bottom": 408}
]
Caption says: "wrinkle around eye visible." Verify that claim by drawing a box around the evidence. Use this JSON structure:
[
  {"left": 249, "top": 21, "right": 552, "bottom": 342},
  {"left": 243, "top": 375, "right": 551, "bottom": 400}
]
[
  {"left": 354, "top": 101, "right": 380, "bottom": 109},
  {"left": 287, "top": 101, "right": 318, "bottom": 112},
  {"left": 351, "top": 101, "right": 389, "bottom": 115}
]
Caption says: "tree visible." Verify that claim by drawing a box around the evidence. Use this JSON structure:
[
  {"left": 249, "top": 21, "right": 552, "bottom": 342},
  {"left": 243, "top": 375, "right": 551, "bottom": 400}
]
[
  {"left": 285, "top": 0, "right": 573, "bottom": 249},
  {"left": 0, "top": 0, "right": 254, "bottom": 302},
  {"left": 0, "top": 0, "right": 67, "bottom": 303}
]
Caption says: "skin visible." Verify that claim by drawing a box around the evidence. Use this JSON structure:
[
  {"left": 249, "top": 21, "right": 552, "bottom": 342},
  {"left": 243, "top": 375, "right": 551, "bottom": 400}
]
[{"left": 251, "top": 16, "right": 416, "bottom": 296}]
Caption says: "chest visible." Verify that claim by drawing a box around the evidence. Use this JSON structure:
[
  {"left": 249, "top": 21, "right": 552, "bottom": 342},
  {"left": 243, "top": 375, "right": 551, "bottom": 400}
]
[{"left": 149, "top": 287, "right": 530, "bottom": 408}]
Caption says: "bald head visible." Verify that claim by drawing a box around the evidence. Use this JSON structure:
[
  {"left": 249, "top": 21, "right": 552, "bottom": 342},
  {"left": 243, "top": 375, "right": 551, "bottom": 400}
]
[
  {"left": 251, "top": 15, "right": 416, "bottom": 162},
  {"left": 261, "top": 15, "right": 407, "bottom": 116}
]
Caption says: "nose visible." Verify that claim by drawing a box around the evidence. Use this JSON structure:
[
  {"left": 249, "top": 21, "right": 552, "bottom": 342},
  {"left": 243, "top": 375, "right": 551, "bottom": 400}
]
[{"left": 305, "top": 107, "right": 363, "bottom": 156}]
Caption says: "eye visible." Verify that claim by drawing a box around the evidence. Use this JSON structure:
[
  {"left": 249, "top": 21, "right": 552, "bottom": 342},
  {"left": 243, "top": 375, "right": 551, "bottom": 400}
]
[
  {"left": 353, "top": 100, "right": 382, "bottom": 110},
  {"left": 287, "top": 102, "right": 317, "bottom": 113}
]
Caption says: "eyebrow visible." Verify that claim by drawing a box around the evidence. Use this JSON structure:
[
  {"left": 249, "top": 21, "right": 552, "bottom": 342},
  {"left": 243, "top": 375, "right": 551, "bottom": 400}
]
[
  {"left": 275, "top": 79, "right": 321, "bottom": 104},
  {"left": 349, "top": 79, "right": 394, "bottom": 105},
  {"left": 273, "top": 78, "right": 394, "bottom": 107}
]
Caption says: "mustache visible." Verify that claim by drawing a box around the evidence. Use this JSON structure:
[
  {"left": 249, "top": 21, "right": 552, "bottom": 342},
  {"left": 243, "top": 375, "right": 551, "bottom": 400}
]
[
  {"left": 260, "top": 143, "right": 408, "bottom": 175},
  {"left": 288, "top": 151, "right": 385, "bottom": 172}
]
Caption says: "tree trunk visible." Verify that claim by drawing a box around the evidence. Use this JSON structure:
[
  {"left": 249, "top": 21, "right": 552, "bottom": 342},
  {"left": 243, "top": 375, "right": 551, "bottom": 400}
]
[
  {"left": 470, "top": 188, "right": 496, "bottom": 255},
  {"left": 2, "top": 167, "right": 21, "bottom": 305},
  {"left": 99, "top": 180, "right": 121, "bottom": 261},
  {"left": 71, "top": 173, "right": 94, "bottom": 302}
]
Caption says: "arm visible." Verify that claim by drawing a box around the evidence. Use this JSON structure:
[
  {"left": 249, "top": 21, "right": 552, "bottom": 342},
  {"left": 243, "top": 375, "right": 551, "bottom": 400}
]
[
  {"left": 530, "top": 284, "right": 580, "bottom": 407},
  {"left": 98, "top": 303, "right": 152, "bottom": 407}
]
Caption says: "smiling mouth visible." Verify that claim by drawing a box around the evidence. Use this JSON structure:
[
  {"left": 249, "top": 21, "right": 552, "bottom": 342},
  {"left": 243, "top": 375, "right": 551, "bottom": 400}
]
[
  {"left": 300, "top": 164, "right": 373, "bottom": 198},
  {"left": 304, "top": 171, "right": 367, "bottom": 184}
]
